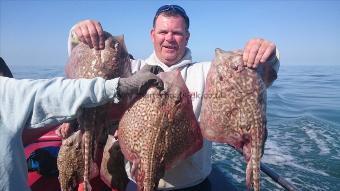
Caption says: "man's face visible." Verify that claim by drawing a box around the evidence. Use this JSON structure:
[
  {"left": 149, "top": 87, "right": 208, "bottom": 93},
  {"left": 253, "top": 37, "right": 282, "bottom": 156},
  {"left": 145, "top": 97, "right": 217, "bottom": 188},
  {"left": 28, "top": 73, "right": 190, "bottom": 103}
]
[{"left": 151, "top": 14, "right": 190, "bottom": 66}]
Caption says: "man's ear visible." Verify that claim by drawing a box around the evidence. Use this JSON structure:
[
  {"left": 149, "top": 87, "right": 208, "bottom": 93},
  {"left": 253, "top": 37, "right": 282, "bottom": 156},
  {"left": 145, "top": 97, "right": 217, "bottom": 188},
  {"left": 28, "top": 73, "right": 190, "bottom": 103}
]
[
  {"left": 150, "top": 28, "right": 155, "bottom": 43},
  {"left": 185, "top": 31, "right": 190, "bottom": 45}
]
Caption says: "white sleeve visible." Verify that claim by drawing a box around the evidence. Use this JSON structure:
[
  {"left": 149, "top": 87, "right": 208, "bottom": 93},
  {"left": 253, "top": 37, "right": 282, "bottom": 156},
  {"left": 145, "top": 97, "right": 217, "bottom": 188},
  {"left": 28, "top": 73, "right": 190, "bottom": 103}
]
[
  {"left": 0, "top": 77, "right": 119, "bottom": 129},
  {"left": 269, "top": 48, "right": 280, "bottom": 74}
]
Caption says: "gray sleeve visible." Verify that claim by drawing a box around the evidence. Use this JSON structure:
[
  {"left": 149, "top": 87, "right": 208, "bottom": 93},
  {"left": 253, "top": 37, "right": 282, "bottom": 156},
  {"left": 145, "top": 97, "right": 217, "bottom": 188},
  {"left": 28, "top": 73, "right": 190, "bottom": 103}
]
[{"left": 0, "top": 77, "right": 119, "bottom": 129}]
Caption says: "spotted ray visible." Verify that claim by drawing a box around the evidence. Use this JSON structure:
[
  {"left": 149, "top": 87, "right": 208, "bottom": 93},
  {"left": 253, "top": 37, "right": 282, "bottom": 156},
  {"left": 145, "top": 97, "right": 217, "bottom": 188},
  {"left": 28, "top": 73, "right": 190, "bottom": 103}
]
[
  {"left": 57, "top": 32, "right": 131, "bottom": 191},
  {"left": 57, "top": 130, "right": 85, "bottom": 190},
  {"left": 118, "top": 70, "right": 203, "bottom": 191},
  {"left": 200, "top": 49, "right": 276, "bottom": 191}
]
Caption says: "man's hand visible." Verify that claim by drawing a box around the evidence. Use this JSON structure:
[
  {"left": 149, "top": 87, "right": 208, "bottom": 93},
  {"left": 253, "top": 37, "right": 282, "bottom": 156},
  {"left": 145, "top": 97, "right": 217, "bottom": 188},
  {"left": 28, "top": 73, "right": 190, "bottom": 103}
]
[
  {"left": 55, "top": 123, "right": 74, "bottom": 139},
  {"left": 118, "top": 65, "right": 164, "bottom": 96},
  {"left": 243, "top": 38, "right": 276, "bottom": 68},
  {"left": 72, "top": 19, "right": 105, "bottom": 50}
]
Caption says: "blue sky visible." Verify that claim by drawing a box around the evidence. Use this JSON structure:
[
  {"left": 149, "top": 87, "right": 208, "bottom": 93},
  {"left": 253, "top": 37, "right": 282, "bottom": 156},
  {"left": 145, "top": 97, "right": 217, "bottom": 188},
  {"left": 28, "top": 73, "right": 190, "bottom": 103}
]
[{"left": 0, "top": 0, "right": 339, "bottom": 67}]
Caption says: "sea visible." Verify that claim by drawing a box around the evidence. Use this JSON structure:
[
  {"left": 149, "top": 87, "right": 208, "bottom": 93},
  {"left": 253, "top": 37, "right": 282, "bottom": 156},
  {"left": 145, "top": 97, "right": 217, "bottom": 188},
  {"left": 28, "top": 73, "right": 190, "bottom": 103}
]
[{"left": 10, "top": 63, "right": 340, "bottom": 191}]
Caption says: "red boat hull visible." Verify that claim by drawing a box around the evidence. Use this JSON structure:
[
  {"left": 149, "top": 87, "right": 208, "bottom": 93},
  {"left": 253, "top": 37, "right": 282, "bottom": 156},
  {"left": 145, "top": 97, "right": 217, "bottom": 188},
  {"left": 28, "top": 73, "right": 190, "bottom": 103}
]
[{"left": 25, "top": 126, "right": 237, "bottom": 191}]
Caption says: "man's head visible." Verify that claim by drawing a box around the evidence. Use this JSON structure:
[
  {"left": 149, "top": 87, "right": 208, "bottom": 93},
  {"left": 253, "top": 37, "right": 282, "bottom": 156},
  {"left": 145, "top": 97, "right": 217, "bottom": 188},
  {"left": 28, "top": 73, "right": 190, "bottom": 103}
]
[{"left": 151, "top": 5, "right": 190, "bottom": 66}]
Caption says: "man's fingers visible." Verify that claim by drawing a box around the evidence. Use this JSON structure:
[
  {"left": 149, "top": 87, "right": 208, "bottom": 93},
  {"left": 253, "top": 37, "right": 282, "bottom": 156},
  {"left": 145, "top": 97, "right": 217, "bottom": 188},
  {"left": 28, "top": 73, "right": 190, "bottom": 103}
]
[
  {"left": 55, "top": 127, "right": 62, "bottom": 137},
  {"left": 55, "top": 123, "right": 70, "bottom": 139},
  {"left": 260, "top": 42, "right": 276, "bottom": 63},
  {"left": 149, "top": 66, "right": 164, "bottom": 75},
  {"left": 247, "top": 44, "right": 260, "bottom": 68},
  {"left": 243, "top": 38, "right": 276, "bottom": 68},
  {"left": 94, "top": 22, "right": 105, "bottom": 50},
  {"left": 139, "top": 75, "right": 164, "bottom": 95},
  {"left": 73, "top": 27, "right": 85, "bottom": 44},
  {"left": 243, "top": 38, "right": 263, "bottom": 67},
  {"left": 73, "top": 20, "right": 105, "bottom": 49},
  {"left": 89, "top": 21, "right": 105, "bottom": 50},
  {"left": 88, "top": 23, "right": 100, "bottom": 50},
  {"left": 140, "top": 65, "right": 164, "bottom": 74},
  {"left": 254, "top": 43, "right": 267, "bottom": 67},
  {"left": 147, "top": 75, "right": 164, "bottom": 89},
  {"left": 80, "top": 25, "right": 94, "bottom": 49}
]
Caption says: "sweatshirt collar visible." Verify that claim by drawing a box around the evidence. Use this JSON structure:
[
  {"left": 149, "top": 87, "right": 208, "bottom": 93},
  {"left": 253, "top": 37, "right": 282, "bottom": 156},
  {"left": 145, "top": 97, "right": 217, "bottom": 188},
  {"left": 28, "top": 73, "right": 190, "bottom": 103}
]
[{"left": 145, "top": 48, "right": 192, "bottom": 72}]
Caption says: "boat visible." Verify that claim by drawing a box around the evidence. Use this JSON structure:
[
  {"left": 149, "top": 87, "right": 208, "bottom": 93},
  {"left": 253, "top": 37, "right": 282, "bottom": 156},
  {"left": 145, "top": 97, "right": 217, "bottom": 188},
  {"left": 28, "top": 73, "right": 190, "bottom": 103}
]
[{"left": 25, "top": 126, "right": 238, "bottom": 191}]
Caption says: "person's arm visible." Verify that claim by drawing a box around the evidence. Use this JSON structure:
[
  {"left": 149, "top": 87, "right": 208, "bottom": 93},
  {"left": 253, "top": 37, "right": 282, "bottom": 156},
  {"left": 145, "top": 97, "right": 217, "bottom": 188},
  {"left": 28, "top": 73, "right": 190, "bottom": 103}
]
[
  {"left": 2, "top": 77, "right": 112, "bottom": 145},
  {"left": 1, "top": 77, "right": 120, "bottom": 130},
  {"left": 0, "top": 65, "right": 162, "bottom": 145},
  {"left": 1, "top": 64, "right": 163, "bottom": 131}
]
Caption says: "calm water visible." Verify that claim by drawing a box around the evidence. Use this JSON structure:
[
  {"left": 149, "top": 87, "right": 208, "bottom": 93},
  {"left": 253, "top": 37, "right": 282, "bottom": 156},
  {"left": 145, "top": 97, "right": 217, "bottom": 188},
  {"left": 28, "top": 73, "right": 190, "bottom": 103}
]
[{"left": 10, "top": 64, "right": 340, "bottom": 191}]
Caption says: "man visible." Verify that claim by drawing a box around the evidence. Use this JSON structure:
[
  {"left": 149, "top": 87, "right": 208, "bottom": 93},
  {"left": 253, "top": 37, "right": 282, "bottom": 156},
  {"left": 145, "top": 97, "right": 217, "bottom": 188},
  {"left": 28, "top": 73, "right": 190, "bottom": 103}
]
[
  {"left": 0, "top": 65, "right": 163, "bottom": 191},
  {"left": 69, "top": 4, "right": 280, "bottom": 190}
]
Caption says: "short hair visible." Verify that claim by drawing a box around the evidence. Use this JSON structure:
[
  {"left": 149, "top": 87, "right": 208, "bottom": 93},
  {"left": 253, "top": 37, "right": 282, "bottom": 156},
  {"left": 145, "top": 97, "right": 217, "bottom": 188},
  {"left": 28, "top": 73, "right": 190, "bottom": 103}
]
[{"left": 153, "top": 5, "right": 190, "bottom": 31}]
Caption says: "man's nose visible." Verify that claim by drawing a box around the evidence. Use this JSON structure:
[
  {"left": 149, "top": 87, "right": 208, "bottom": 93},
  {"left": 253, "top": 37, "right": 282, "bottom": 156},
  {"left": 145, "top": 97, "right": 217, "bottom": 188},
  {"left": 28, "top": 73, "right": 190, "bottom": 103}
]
[{"left": 165, "top": 33, "right": 174, "bottom": 41}]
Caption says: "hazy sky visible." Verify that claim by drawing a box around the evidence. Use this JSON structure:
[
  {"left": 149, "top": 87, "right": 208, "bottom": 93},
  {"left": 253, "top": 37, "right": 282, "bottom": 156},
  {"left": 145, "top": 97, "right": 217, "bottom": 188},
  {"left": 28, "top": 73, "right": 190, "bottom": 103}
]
[{"left": 1, "top": 0, "right": 339, "bottom": 67}]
